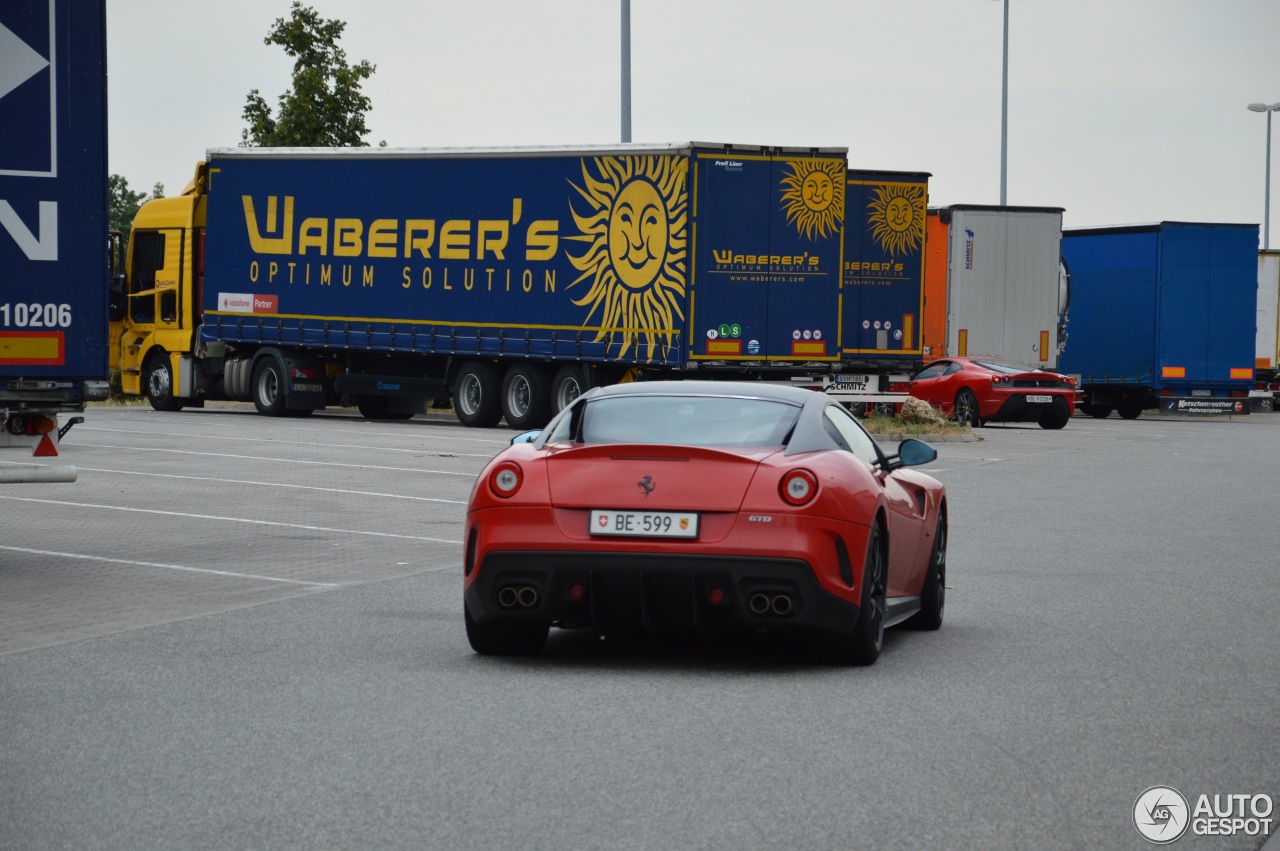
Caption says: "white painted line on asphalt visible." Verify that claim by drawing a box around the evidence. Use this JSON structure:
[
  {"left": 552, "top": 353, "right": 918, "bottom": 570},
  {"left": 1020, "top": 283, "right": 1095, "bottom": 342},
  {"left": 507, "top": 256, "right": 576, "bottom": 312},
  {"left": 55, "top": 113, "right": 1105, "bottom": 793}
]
[
  {"left": 0, "top": 495, "right": 465, "bottom": 545},
  {"left": 61, "top": 442, "right": 478, "bottom": 476},
  {"left": 0, "top": 545, "right": 343, "bottom": 587},
  {"left": 78, "top": 424, "right": 508, "bottom": 452},
  {"left": 71, "top": 466, "right": 469, "bottom": 504}
]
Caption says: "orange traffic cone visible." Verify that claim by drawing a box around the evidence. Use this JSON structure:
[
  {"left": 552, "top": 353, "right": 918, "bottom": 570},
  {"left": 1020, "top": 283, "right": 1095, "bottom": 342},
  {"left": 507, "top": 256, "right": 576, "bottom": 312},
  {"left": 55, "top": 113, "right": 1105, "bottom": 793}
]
[{"left": 34, "top": 434, "right": 58, "bottom": 457}]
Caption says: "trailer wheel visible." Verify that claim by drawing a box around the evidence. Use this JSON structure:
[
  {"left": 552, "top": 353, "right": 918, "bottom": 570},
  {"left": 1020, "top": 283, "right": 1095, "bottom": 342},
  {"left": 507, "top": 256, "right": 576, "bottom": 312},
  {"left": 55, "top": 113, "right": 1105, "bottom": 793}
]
[
  {"left": 1083, "top": 404, "right": 1112, "bottom": 419},
  {"left": 145, "top": 353, "right": 184, "bottom": 412},
  {"left": 1117, "top": 403, "right": 1144, "bottom": 420},
  {"left": 252, "top": 358, "right": 288, "bottom": 417},
  {"left": 551, "top": 366, "right": 585, "bottom": 414},
  {"left": 454, "top": 361, "right": 503, "bottom": 428},
  {"left": 501, "top": 364, "right": 553, "bottom": 430}
]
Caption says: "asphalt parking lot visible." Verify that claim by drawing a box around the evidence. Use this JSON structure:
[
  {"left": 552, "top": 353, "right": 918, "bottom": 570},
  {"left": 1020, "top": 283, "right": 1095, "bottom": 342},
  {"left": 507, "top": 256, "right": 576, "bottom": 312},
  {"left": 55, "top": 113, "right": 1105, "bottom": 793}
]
[{"left": 1, "top": 404, "right": 1277, "bottom": 849}]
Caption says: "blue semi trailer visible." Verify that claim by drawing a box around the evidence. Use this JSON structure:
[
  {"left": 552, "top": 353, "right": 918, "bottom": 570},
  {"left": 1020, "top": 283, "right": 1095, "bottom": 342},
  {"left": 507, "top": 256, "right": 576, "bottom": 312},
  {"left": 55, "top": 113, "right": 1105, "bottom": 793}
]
[
  {"left": 1059, "top": 222, "right": 1257, "bottom": 419},
  {"left": 832, "top": 169, "right": 930, "bottom": 401},
  {"left": 0, "top": 0, "right": 110, "bottom": 477},
  {"left": 117, "top": 143, "right": 854, "bottom": 427}
]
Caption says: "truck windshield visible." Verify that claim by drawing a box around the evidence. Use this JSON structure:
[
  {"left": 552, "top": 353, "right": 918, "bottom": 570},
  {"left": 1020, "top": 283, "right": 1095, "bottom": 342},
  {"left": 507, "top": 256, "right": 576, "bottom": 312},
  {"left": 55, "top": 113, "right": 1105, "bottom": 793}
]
[{"left": 575, "top": 395, "right": 800, "bottom": 447}]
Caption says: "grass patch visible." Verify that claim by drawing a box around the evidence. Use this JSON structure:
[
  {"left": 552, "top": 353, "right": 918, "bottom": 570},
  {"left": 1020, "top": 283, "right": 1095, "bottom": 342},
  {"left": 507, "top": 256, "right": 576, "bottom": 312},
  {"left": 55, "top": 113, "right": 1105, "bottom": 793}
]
[{"left": 858, "top": 411, "right": 970, "bottom": 436}]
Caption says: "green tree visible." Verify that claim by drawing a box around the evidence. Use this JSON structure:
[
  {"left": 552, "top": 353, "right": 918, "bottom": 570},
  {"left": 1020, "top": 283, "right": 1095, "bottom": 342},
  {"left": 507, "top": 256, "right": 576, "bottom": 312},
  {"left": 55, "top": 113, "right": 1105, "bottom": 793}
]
[
  {"left": 241, "top": 2, "right": 378, "bottom": 147},
  {"left": 108, "top": 174, "right": 164, "bottom": 245}
]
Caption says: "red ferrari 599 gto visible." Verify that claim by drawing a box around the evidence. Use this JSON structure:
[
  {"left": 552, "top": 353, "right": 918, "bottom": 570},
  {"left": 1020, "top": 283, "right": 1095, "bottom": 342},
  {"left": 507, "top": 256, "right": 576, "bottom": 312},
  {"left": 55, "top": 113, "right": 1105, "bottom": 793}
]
[{"left": 464, "top": 382, "right": 948, "bottom": 665}]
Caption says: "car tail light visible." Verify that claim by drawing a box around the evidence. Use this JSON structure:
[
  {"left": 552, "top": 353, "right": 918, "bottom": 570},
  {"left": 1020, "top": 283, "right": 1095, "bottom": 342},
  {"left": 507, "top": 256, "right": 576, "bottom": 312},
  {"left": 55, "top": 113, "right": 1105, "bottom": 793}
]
[
  {"left": 488, "top": 461, "right": 523, "bottom": 497},
  {"left": 991, "top": 375, "right": 1011, "bottom": 385},
  {"left": 779, "top": 469, "right": 818, "bottom": 506},
  {"left": 1061, "top": 376, "right": 1077, "bottom": 387}
]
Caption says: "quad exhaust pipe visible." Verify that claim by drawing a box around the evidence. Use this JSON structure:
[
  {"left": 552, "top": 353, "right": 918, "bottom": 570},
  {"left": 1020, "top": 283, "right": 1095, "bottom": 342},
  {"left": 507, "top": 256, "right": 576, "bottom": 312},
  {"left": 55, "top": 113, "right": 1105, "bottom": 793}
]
[
  {"left": 497, "top": 584, "right": 540, "bottom": 610},
  {"left": 748, "top": 592, "right": 796, "bottom": 617}
]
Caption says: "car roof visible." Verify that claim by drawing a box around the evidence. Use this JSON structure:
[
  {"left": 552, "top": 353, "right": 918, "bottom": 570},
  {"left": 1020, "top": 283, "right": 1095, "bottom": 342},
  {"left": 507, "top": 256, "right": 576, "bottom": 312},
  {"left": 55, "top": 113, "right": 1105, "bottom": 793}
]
[{"left": 588, "top": 380, "right": 819, "bottom": 405}]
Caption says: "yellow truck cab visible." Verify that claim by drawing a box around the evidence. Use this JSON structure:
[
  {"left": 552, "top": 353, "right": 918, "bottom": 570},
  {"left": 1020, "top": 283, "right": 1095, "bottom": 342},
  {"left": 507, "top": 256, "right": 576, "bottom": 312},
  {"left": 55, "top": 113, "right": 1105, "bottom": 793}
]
[{"left": 117, "top": 166, "right": 206, "bottom": 408}]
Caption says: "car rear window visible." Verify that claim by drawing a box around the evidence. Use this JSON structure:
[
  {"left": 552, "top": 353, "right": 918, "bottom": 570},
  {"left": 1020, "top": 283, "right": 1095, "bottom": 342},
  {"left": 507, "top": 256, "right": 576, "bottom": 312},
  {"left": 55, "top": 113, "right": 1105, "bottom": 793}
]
[
  {"left": 972, "top": 360, "right": 1042, "bottom": 374},
  {"left": 577, "top": 395, "right": 800, "bottom": 447}
]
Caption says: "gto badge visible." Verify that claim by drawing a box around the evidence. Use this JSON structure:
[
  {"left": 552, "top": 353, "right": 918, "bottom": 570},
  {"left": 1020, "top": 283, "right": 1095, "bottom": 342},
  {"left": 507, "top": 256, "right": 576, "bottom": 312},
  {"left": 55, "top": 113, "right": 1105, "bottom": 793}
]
[
  {"left": 748, "top": 515, "right": 773, "bottom": 523},
  {"left": 637, "top": 475, "right": 655, "bottom": 497}
]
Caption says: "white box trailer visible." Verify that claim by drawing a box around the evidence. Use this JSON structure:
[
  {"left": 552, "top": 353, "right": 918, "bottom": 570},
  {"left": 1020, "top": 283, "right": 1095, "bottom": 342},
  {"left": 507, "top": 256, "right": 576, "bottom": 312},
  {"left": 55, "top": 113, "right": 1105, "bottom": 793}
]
[
  {"left": 1257, "top": 250, "right": 1280, "bottom": 410},
  {"left": 1257, "top": 251, "right": 1279, "bottom": 376},
  {"left": 936, "top": 205, "right": 1067, "bottom": 370}
]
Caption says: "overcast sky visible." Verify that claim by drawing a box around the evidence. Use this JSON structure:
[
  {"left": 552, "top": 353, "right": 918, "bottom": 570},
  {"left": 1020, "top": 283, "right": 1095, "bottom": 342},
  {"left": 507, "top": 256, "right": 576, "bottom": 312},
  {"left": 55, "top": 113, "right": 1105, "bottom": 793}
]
[{"left": 107, "top": 0, "right": 1280, "bottom": 242}]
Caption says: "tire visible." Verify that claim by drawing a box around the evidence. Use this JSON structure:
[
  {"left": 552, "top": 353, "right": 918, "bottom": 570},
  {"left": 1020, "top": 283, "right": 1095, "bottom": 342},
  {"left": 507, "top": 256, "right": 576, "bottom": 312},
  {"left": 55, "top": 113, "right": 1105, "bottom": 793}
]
[
  {"left": 904, "top": 510, "right": 946, "bottom": 631},
  {"left": 1038, "top": 405, "right": 1070, "bottom": 429},
  {"left": 464, "top": 605, "right": 549, "bottom": 656},
  {"left": 1084, "top": 404, "right": 1112, "bottom": 419},
  {"left": 454, "top": 361, "right": 504, "bottom": 428},
  {"left": 252, "top": 358, "right": 288, "bottom": 417},
  {"left": 953, "top": 388, "right": 981, "bottom": 427},
  {"left": 501, "top": 363, "right": 553, "bottom": 430},
  {"left": 551, "top": 366, "right": 586, "bottom": 415},
  {"left": 1117, "top": 403, "right": 1143, "bottom": 420},
  {"left": 819, "top": 522, "right": 887, "bottom": 665},
  {"left": 144, "top": 353, "right": 184, "bottom": 412}
]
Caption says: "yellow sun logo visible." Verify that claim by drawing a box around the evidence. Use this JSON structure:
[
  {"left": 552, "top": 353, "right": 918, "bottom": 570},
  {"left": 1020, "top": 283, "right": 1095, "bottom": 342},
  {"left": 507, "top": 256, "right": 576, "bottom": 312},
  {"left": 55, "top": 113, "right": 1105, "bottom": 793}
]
[
  {"left": 566, "top": 155, "right": 688, "bottom": 362},
  {"left": 779, "top": 159, "right": 845, "bottom": 241},
  {"left": 867, "top": 183, "right": 926, "bottom": 257}
]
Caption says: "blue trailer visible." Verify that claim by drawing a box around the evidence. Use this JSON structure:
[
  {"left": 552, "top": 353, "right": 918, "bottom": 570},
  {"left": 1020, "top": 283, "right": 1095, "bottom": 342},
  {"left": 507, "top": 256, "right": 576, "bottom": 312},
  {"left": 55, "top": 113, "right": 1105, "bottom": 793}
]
[
  {"left": 1058, "top": 222, "right": 1257, "bottom": 418},
  {"left": 0, "top": 0, "right": 109, "bottom": 474},
  {"left": 118, "top": 144, "right": 850, "bottom": 427},
  {"left": 838, "top": 170, "right": 929, "bottom": 386}
]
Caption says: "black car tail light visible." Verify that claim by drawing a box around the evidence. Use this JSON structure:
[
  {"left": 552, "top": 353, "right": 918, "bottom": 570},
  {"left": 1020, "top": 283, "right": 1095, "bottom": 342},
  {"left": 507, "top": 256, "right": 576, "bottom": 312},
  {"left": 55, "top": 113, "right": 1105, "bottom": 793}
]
[{"left": 464, "top": 527, "right": 478, "bottom": 577}]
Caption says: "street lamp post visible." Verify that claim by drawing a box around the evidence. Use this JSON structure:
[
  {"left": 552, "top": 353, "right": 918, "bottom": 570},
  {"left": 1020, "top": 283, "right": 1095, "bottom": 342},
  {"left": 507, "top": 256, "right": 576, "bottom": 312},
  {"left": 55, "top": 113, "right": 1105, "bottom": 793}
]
[
  {"left": 999, "top": 0, "right": 1008, "bottom": 205},
  {"left": 621, "top": 0, "right": 632, "bottom": 143},
  {"left": 1248, "top": 101, "right": 1280, "bottom": 250}
]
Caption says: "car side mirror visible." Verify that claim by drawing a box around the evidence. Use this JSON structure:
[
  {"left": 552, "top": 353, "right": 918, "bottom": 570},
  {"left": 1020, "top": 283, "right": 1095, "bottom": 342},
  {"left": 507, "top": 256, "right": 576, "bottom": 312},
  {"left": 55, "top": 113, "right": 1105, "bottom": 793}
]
[
  {"left": 880, "top": 437, "right": 937, "bottom": 471},
  {"left": 510, "top": 430, "right": 541, "bottom": 445},
  {"left": 896, "top": 438, "right": 937, "bottom": 467}
]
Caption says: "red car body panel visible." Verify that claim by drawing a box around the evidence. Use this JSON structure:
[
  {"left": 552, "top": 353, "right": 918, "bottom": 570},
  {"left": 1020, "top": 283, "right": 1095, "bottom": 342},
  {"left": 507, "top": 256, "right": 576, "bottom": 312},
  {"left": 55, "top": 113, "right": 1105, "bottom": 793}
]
[{"left": 467, "top": 443, "right": 881, "bottom": 606}]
